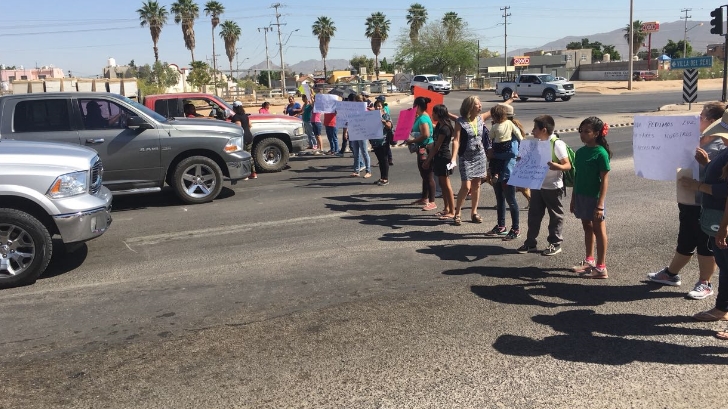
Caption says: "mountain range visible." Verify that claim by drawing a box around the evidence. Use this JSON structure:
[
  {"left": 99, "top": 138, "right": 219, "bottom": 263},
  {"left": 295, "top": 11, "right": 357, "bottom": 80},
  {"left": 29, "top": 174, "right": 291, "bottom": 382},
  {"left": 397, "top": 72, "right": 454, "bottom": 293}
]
[{"left": 247, "top": 59, "right": 351, "bottom": 75}]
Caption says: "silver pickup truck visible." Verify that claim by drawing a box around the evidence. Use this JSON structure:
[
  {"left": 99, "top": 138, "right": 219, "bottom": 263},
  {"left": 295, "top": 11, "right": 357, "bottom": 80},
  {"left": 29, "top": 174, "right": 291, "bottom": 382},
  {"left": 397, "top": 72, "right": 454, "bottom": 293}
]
[
  {"left": 495, "top": 74, "right": 575, "bottom": 102},
  {"left": 0, "top": 93, "right": 252, "bottom": 204},
  {"left": 0, "top": 140, "right": 112, "bottom": 288}
]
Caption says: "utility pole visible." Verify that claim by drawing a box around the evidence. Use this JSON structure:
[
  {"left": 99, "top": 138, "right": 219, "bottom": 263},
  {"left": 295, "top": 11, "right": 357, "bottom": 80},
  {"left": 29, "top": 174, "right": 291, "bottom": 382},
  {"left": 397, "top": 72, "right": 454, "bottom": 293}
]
[
  {"left": 500, "top": 6, "right": 511, "bottom": 81},
  {"left": 681, "top": 8, "right": 692, "bottom": 58},
  {"left": 628, "top": 0, "right": 634, "bottom": 90},
  {"left": 271, "top": 3, "right": 287, "bottom": 96},
  {"left": 258, "top": 26, "right": 273, "bottom": 90}
]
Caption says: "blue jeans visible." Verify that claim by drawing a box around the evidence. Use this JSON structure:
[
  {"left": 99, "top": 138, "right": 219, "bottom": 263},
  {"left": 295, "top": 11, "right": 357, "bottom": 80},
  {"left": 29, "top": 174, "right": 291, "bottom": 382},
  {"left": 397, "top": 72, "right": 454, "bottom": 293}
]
[
  {"left": 325, "top": 126, "right": 338, "bottom": 153},
  {"left": 304, "top": 122, "right": 315, "bottom": 147},
  {"left": 350, "top": 140, "right": 371, "bottom": 172},
  {"left": 493, "top": 180, "right": 519, "bottom": 229}
]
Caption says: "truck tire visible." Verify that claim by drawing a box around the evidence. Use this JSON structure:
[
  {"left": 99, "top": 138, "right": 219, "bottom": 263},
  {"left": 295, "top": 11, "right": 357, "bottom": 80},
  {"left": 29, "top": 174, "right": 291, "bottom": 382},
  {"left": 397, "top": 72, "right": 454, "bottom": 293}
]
[
  {"left": 172, "top": 156, "right": 224, "bottom": 204},
  {"left": 254, "top": 137, "right": 289, "bottom": 173},
  {"left": 444, "top": 91, "right": 450, "bottom": 95},
  {"left": 561, "top": 96, "right": 572, "bottom": 101},
  {"left": 544, "top": 89, "right": 556, "bottom": 102},
  {"left": 501, "top": 89, "right": 513, "bottom": 101},
  {"left": 0, "top": 208, "right": 52, "bottom": 289}
]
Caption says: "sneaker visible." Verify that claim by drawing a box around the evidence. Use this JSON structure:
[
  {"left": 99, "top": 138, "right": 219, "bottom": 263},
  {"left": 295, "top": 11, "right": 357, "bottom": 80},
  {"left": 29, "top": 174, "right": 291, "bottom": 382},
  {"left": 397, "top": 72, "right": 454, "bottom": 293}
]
[
  {"left": 542, "top": 243, "right": 562, "bottom": 256},
  {"left": 580, "top": 266, "right": 608, "bottom": 279},
  {"left": 250, "top": 172, "right": 258, "bottom": 179},
  {"left": 377, "top": 180, "right": 389, "bottom": 186},
  {"left": 335, "top": 153, "right": 344, "bottom": 157},
  {"left": 570, "top": 259, "right": 596, "bottom": 273},
  {"left": 422, "top": 202, "right": 437, "bottom": 211},
  {"left": 313, "top": 150, "right": 323, "bottom": 156},
  {"left": 485, "top": 225, "right": 507, "bottom": 236},
  {"left": 647, "top": 268, "right": 681, "bottom": 286},
  {"left": 502, "top": 228, "right": 520, "bottom": 241},
  {"left": 687, "top": 281, "right": 714, "bottom": 300},
  {"left": 517, "top": 244, "right": 537, "bottom": 254}
]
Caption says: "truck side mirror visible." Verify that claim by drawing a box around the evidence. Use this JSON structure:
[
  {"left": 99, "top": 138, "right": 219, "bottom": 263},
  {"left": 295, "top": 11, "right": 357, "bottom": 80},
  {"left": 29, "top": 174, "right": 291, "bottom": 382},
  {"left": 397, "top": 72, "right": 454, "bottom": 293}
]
[{"left": 127, "top": 116, "right": 152, "bottom": 130}]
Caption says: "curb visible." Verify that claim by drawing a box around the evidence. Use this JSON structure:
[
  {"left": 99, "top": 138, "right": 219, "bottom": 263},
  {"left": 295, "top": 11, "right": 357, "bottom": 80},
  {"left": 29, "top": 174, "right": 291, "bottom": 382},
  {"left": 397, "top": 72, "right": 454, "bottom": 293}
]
[{"left": 554, "top": 122, "right": 634, "bottom": 135}]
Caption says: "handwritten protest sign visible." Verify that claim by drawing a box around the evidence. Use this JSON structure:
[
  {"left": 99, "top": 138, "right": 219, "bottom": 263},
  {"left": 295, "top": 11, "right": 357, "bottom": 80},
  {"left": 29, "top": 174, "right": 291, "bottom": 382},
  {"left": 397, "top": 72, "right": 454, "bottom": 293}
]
[
  {"left": 313, "top": 94, "right": 338, "bottom": 113},
  {"left": 394, "top": 108, "right": 416, "bottom": 141},
  {"left": 413, "top": 87, "right": 444, "bottom": 123},
  {"left": 346, "top": 110, "right": 383, "bottom": 141},
  {"left": 508, "top": 139, "right": 551, "bottom": 189},
  {"left": 334, "top": 101, "right": 367, "bottom": 124},
  {"left": 302, "top": 83, "right": 311, "bottom": 100},
  {"left": 633, "top": 115, "right": 700, "bottom": 181}
]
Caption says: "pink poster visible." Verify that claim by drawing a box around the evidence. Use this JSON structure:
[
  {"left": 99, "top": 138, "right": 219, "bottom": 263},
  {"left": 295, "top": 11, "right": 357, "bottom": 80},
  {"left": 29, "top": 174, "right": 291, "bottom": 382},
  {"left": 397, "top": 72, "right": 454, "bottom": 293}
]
[{"left": 394, "top": 108, "right": 416, "bottom": 141}]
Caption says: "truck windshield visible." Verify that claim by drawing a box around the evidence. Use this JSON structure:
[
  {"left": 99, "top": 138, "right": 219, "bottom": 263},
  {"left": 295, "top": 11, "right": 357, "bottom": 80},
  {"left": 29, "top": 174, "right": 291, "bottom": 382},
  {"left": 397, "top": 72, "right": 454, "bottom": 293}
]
[
  {"left": 539, "top": 75, "right": 556, "bottom": 82},
  {"left": 118, "top": 95, "right": 168, "bottom": 123}
]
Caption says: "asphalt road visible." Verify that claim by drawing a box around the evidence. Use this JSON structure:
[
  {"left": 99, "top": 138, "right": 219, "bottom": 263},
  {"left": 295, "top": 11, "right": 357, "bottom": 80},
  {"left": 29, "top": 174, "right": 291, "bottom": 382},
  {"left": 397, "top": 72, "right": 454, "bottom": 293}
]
[{"left": 1, "top": 113, "right": 726, "bottom": 407}]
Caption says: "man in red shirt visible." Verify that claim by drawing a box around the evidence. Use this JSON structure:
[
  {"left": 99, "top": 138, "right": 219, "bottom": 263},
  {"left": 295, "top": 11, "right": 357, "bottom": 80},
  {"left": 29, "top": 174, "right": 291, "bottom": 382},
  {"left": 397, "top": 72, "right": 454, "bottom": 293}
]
[{"left": 323, "top": 111, "right": 338, "bottom": 155}]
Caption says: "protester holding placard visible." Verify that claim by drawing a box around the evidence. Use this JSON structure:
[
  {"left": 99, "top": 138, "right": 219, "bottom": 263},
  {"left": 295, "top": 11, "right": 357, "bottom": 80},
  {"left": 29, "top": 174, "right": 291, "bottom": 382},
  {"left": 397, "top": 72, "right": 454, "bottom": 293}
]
[
  {"left": 323, "top": 111, "right": 338, "bottom": 155},
  {"left": 405, "top": 97, "right": 436, "bottom": 211},
  {"left": 301, "top": 95, "right": 316, "bottom": 150},
  {"left": 424, "top": 104, "right": 456, "bottom": 220},
  {"left": 570, "top": 117, "right": 612, "bottom": 279},
  {"left": 371, "top": 99, "right": 392, "bottom": 186},
  {"left": 311, "top": 95, "right": 324, "bottom": 155},
  {"left": 517, "top": 115, "right": 571, "bottom": 256},
  {"left": 649, "top": 102, "right": 725, "bottom": 298}
]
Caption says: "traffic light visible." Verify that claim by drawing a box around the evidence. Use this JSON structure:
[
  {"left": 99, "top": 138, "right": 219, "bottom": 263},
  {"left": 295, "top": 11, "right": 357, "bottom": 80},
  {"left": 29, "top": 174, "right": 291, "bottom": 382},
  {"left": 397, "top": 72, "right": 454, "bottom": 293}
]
[{"left": 711, "top": 7, "right": 724, "bottom": 35}]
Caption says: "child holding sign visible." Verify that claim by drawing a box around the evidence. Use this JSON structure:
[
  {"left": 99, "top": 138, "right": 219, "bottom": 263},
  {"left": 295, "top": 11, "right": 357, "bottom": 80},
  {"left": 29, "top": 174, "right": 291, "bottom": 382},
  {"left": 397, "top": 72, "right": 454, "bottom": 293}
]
[{"left": 570, "top": 116, "right": 612, "bottom": 279}]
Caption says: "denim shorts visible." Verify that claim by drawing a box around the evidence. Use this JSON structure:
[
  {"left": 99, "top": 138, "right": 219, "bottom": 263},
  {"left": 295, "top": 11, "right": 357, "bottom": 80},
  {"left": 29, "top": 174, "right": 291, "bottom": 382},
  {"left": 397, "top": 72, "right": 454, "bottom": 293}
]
[{"left": 573, "top": 193, "right": 605, "bottom": 221}]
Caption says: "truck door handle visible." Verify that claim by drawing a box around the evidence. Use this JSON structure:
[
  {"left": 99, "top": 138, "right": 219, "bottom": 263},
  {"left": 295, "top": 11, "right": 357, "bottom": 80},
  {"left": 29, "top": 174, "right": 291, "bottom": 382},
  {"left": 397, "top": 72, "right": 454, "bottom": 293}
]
[{"left": 85, "top": 138, "right": 105, "bottom": 144}]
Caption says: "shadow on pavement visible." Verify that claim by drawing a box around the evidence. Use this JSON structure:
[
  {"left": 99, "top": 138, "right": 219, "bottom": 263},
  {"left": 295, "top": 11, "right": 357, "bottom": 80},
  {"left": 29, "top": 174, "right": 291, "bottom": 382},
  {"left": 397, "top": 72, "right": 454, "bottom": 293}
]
[
  {"left": 41, "top": 240, "right": 88, "bottom": 279},
  {"left": 111, "top": 187, "right": 235, "bottom": 212},
  {"left": 444, "top": 264, "right": 571, "bottom": 282}
]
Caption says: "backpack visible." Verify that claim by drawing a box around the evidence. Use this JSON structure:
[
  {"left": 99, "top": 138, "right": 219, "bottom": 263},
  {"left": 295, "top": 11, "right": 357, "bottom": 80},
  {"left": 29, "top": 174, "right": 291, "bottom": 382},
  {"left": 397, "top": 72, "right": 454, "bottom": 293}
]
[{"left": 550, "top": 135, "right": 576, "bottom": 187}]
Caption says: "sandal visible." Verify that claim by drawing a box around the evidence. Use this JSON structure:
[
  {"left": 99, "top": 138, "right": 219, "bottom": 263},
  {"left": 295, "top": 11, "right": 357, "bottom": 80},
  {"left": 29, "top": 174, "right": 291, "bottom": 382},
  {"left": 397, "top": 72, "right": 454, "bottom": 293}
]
[
  {"left": 693, "top": 308, "right": 728, "bottom": 322},
  {"left": 434, "top": 211, "right": 445, "bottom": 217},
  {"left": 350, "top": 172, "right": 360, "bottom": 177},
  {"left": 439, "top": 213, "right": 454, "bottom": 220},
  {"left": 716, "top": 331, "right": 728, "bottom": 340},
  {"left": 453, "top": 215, "right": 462, "bottom": 226},
  {"left": 471, "top": 214, "right": 482, "bottom": 223}
]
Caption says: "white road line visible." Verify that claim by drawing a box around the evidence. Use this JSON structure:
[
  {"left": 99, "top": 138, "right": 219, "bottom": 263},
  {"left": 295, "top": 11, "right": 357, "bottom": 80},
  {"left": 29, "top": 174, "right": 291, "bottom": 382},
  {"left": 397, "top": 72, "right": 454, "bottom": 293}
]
[{"left": 124, "top": 213, "right": 345, "bottom": 246}]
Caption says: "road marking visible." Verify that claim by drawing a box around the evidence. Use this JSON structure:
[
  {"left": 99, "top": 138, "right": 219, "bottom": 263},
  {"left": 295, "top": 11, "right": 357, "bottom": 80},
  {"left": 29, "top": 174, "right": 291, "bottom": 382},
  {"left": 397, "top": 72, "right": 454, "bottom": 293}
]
[{"left": 124, "top": 213, "right": 345, "bottom": 246}]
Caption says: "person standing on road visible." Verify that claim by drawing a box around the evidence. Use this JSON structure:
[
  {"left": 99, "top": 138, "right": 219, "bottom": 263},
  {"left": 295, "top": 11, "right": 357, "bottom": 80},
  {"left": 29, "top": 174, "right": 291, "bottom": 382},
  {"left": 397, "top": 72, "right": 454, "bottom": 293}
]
[
  {"left": 338, "top": 94, "right": 356, "bottom": 156},
  {"left": 231, "top": 101, "right": 257, "bottom": 179},
  {"left": 425, "top": 104, "right": 456, "bottom": 220},
  {"left": 517, "top": 115, "right": 571, "bottom": 256},
  {"left": 405, "top": 96, "right": 436, "bottom": 211},
  {"left": 570, "top": 116, "right": 611, "bottom": 279},
  {"left": 311, "top": 95, "right": 324, "bottom": 155},
  {"left": 649, "top": 102, "right": 726, "bottom": 298},
  {"left": 301, "top": 95, "right": 316, "bottom": 150},
  {"left": 371, "top": 99, "right": 392, "bottom": 185},
  {"left": 285, "top": 96, "right": 302, "bottom": 118},
  {"left": 323, "top": 111, "right": 338, "bottom": 155}
]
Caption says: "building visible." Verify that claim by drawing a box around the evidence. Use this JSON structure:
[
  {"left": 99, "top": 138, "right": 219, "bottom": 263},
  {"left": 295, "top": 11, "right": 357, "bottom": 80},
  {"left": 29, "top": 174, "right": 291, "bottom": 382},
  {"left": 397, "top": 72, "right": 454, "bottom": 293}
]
[
  {"left": 707, "top": 43, "right": 725, "bottom": 60},
  {"left": 0, "top": 66, "right": 65, "bottom": 82}
]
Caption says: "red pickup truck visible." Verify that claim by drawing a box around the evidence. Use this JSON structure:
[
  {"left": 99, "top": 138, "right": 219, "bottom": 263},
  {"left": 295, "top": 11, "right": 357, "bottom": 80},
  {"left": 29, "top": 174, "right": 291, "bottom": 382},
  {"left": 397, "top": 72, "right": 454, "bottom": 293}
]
[{"left": 142, "top": 93, "right": 307, "bottom": 172}]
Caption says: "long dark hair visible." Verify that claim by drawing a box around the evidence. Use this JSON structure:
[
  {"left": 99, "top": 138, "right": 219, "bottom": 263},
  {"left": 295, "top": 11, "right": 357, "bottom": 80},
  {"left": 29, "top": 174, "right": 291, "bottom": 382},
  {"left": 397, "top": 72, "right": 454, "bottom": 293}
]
[
  {"left": 413, "top": 96, "right": 431, "bottom": 112},
  {"left": 580, "top": 116, "right": 612, "bottom": 159},
  {"left": 432, "top": 104, "right": 453, "bottom": 134}
]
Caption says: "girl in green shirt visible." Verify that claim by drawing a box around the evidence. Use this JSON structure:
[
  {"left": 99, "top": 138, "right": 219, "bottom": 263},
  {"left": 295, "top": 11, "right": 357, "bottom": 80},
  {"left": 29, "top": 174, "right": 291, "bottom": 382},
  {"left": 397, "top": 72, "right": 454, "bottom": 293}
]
[{"left": 405, "top": 97, "right": 436, "bottom": 210}]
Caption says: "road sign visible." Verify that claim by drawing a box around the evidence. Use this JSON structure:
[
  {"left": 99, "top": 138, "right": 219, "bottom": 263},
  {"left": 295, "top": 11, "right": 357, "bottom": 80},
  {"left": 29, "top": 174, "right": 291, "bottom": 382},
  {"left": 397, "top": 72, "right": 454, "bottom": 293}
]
[
  {"left": 683, "top": 69, "right": 698, "bottom": 104},
  {"left": 641, "top": 21, "right": 660, "bottom": 33},
  {"left": 671, "top": 56, "right": 714, "bottom": 69},
  {"left": 512, "top": 56, "right": 530, "bottom": 66}
]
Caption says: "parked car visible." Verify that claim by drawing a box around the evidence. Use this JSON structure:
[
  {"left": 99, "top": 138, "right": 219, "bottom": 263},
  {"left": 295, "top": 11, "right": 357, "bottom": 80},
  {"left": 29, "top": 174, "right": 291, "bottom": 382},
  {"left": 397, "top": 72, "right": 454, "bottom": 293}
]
[
  {"left": 0, "top": 140, "right": 112, "bottom": 288},
  {"left": 142, "top": 93, "right": 307, "bottom": 173},
  {"left": 0, "top": 92, "right": 252, "bottom": 204},
  {"left": 410, "top": 74, "right": 451, "bottom": 95},
  {"left": 634, "top": 71, "right": 658, "bottom": 81},
  {"left": 495, "top": 74, "right": 575, "bottom": 102}
]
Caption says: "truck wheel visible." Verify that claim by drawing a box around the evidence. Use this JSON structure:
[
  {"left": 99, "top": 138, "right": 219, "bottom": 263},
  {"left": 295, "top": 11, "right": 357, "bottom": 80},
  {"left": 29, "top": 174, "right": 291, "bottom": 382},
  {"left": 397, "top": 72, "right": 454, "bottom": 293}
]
[
  {"left": 444, "top": 91, "right": 450, "bottom": 95},
  {"left": 0, "top": 208, "right": 52, "bottom": 289},
  {"left": 519, "top": 97, "right": 529, "bottom": 101},
  {"left": 561, "top": 96, "right": 572, "bottom": 101},
  {"left": 501, "top": 89, "right": 513, "bottom": 101},
  {"left": 254, "top": 138, "right": 290, "bottom": 173},
  {"left": 172, "top": 156, "right": 223, "bottom": 204},
  {"left": 544, "top": 89, "right": 556, "bottom": 102}
]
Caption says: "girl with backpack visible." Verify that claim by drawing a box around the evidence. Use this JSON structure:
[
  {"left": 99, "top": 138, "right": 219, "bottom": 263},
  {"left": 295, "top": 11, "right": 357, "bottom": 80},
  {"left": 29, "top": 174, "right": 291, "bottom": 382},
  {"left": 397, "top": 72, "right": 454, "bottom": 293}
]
[{"left": 570, "top": 116, "right": 611, "bottom": 279}]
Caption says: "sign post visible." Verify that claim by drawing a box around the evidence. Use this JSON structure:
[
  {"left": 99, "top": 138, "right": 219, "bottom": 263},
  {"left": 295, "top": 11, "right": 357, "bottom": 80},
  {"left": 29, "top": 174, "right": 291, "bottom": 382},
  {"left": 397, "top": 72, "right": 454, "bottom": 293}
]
[
  {"left": 671, "top": 57, "right": 713, "bottom": 108},
  {"left": 641, "top": 22, "right": 660, "bottom": 71}
]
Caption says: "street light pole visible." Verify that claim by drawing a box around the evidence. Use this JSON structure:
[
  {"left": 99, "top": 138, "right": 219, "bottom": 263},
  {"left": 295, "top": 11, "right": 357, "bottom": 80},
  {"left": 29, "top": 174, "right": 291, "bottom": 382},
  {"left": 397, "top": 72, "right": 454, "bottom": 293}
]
[
  {"left": 272, "top": 3, "right": 287, "bottom": 96},
  {"left": 258, "top": 26, "right": 273, "bottom": 90},
  {"left": 682, "top": 8, "right": 692, "bottom": 58},
  {"left": 628, "top": 0, "right": 634, "bottom": 90},
  {"left": 500, "top": 6, "right": 511, "bottom": 81}
]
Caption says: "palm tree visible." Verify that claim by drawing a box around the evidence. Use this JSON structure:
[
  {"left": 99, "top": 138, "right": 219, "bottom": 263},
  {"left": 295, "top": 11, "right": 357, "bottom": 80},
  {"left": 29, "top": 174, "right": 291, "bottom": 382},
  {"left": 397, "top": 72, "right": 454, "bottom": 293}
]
[
  {"left": 364, "top": 12, "right": 390, "bottom": 80},
  {"left": 623, "top": 20, "right": 646, "bottom": 57},
  {"left": 442, "top": 12, "right": 462, "bottom": 43},
  {"left": 171, "top": 0, "right": 200, "bottom": 63},
  {"left": 406, "top": 3, "right": 427, "bottom": 44},
  {"left": 312, "top": 16, "right": 337, "bottom": 80},
  {"left": 137, "top": 1, "right": 168, "bottom": 63},
  {"left": 219, "top": 20, "right": 241, "bottom": 81},
  {"left": 204, "top": 1, "right": 224, "bottom": 92}
]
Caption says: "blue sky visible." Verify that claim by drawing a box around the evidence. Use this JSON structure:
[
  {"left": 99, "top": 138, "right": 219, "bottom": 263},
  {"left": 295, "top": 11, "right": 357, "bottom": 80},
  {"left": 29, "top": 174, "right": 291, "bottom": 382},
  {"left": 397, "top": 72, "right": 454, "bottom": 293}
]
[{"left": 0, "top": 0, "right": 712, "bottom": 77}]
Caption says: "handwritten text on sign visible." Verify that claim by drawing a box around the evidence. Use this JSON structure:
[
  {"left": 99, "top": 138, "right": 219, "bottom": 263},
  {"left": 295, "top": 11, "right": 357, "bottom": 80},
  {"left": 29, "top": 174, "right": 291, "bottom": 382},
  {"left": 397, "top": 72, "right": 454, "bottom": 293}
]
[
  {"left": 313, "top": 94, "right": 339, "bottom": 113},
  {"left": 633, "top": 115, "right": 700, "bottom": 181},
  {"left": 334, "top": 101, "right": 367, "bottom": 124},
  {"left": 508, "top": 140, "right": 551, "bottom": 189},
  {"left": 346, "top": 110, "right": 384, "bottom": 141}
]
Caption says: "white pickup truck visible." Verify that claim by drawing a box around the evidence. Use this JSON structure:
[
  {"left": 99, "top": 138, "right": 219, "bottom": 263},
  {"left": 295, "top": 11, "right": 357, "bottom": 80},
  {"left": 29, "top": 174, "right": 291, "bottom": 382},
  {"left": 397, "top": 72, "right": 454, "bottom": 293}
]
[{"left": 495, "top": 74, "right": 575, "bottom": 102}]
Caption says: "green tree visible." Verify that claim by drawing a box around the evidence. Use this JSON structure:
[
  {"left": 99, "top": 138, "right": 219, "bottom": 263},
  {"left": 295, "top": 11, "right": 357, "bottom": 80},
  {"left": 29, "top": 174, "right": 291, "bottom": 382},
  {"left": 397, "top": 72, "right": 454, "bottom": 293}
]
[
  {"left": 204, "top": 1, "right": 224, "bottom": 89},
  {"left": 395, "top": 20, "right": 477, "bottom": 76},
  {"left": 312, "top": 16, "right": 337, "bottom": 79},
  {"left": 257, "top": 70, "right": 276, "bottom": 88},
  {"left": 478, "top": 48, "right": 497, "bottom": 58},
  {"left": 187, "top": 60, "right": 211, "bottom": 90},
  {"left": 637, "top": 48, "right": 660, "bottom": 60},
  {"left": 350, "top": 55, "right": 375, "bottom": 74},
  {"left": 365, "top": 12, "right": 390, "bottom": 80},
  {"left": 663, "top": 39, "right": 692, "bottom": 58},
  {"left": 219, "top": 20, "right": 241, "bottom": 81},
  {"left": 624, "top": 20, "right": 646, "bottom": 57},
  {"left": 602, "top": 44, "right": 621, "bottom": 61},
  {"left": 137, "top": 61, "right": 180, "bottom": 94},
  {"left": 171, "top": 0, "right": 200, "bottom": 63},
  {"left": 137, "top": 1, "right": 168, "bottom": 63},
  {"left": 379, "top": 57, "right": 391, "bottom": 73},
  {"left": 406, "top": 3, "right": 427, "bottom": 44},
  {"left": 442, "top": 12, "right": 462, "bottom": 43}
]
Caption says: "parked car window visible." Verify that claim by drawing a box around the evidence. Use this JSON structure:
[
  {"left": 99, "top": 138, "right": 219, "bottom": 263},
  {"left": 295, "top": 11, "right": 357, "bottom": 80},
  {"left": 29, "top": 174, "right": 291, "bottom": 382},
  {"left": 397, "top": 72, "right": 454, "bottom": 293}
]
[
  {"left": 426, "top": 75, "right": 442, "bottom": 82},
  {"left": 519, "top": 76, "right": 532, "bottom": 84},
  {"left": 79, "top": 99, "right": 131, "bottom": 130},
  {"left": 13, "top": 99, "right": 71, "bottom": 133}
]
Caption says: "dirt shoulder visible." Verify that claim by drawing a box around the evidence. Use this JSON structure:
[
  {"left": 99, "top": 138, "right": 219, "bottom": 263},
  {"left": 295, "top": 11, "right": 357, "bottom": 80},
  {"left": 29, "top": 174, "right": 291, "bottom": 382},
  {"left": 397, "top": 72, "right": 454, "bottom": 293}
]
[{"left": 575, "top": 78, "right": 723, "bottom": 95}]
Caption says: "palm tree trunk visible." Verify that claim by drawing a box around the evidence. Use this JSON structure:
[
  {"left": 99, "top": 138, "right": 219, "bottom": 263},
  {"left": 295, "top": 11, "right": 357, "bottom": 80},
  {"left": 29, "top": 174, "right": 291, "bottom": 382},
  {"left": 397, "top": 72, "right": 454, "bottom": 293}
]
[
  {"left": 323, "top": 57, "right": 327, "bottom": 81},
  {"left": 375, "top": 55, "right": 379, "bottom": 80},
  {"left": 229, "top": 61, "right": 233, "bottom": 83},
  {"left": 190, "top": 50, "right": 195, "bottom": 64},
  {"left": 153, "top": 44, "right": 159, "bottom": 63},
  {"left": 211, "top": 26, "right": 217, "bottom": 96}
]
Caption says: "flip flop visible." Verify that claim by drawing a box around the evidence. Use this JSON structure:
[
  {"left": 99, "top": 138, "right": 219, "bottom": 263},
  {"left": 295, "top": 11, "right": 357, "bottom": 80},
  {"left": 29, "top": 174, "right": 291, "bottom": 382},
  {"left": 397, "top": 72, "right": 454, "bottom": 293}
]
[
  {"left": 693, "top": 309, "right": 728, "bottom": 322},
  {"left": 715, "top": 331, "right": 728, "bottom": 340},
  {"left": 350, "top": 173, "right": 360, "bottom": 177},
  {"left": 439, "top": 214, "right": 454, "bottom": 220}
]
